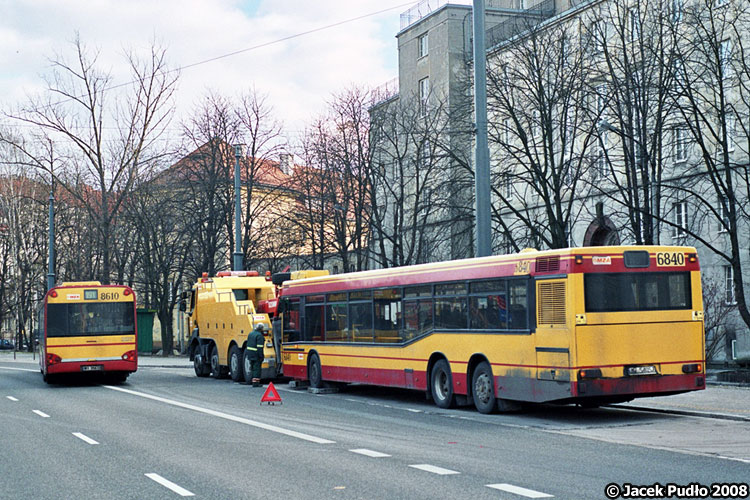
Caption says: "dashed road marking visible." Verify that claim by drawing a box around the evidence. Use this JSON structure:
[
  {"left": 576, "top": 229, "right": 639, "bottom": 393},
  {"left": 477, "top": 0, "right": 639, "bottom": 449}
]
[
  {"left": 0, "top": 366, "right": 38, "bottom": 372},
  {"left": 145, "top": 473, "right": 194, "bottom": 497},
  {"left": 105, "top": 385, "right": 335, "bottom": 444},
  {"left": 486, "top": 483, "right": 554, "bottom": 498},
  {"left": 33, "top": 410, "right": 50, "bottom": 418},
  {"left": 349, "top": 448, "right": 391, "bottom": 458},
  {"left": 73, "top": 432, "right": 99, "bottom": 445},
  {"left": 409, "top": 464, "right": 460, "bottom": 475},
  {"left": 6, "top": 396, "right": 19, "bottom": 401}
]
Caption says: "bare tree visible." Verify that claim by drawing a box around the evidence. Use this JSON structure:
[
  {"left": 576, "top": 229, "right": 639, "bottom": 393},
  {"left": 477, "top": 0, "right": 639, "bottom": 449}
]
[
  {"left": 369, "top": 95, "right": 451, "bottom": 267},
  {"left": 123, "top": 172, "right": 193, "bottom": 355},
  {"left": 665, "top": 0, "right": 750, "bottom": 332},
  {"left": 5, "top": 35, "right": 178, "bottom": 284},
  {"left": 584, "top": 0, "right": 681, "bottom": 245},
  {"left": 486, "top": 22, "right": 595, "bottom": 250},
  {"left": 178, "top": 93, "right": 239, "bottom": 277}
]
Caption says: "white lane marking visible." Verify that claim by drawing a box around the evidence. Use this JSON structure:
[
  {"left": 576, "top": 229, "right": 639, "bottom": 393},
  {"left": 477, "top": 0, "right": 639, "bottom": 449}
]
[
  {"left": 408, "top": 464, "right": 460, "bottom": 475},
  {"left": 145, "top": 473, "right": 195, "bottom": 497},
  {"left": 486, "top": 483, "right": 554, "bottom": 498},
  {"left": 72, "top": 432, "right": 99, "bottom": 445},
  {"left": 349, "top": 448, "right": 391, "bottom": 458},
  {"left": 6, "top": 396, "right": 19, "bottom": 401},
  {"left": 405, "top": 408, "right": 422, "bottom": 413},
  {"left": 33, "top": 410, "right": 50, "bottom": 418},
  {"left": 0, "top": 366, "right": 38, "bottom": 372},
  {"left": 105, "top": 385, "right": 335, "bottom": 444}
]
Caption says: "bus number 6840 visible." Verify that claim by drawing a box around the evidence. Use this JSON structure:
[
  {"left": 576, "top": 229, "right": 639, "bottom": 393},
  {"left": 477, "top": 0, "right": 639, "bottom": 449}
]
[{"left": 656, "top": 252, "right": 685, "bottom": 267}]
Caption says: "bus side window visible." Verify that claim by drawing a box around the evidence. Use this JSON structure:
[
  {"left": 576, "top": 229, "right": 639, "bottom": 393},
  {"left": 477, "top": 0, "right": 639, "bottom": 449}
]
[
  {"left": 509, "top": 281, "right": 528, "bottom": 329},
  {"left": 282, "top": 298, "right": 300, "bottom": 342},
  {"left": 374, "top": 288, "right": 401, "bottom": 343},
  {"left": 304, "top": 303, "right": 324, "bottom": 342}
]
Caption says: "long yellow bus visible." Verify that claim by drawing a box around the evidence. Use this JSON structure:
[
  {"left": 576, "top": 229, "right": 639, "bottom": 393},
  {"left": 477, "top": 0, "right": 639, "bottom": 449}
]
[
  {"left": 277, "top": 246, "right": 705, "bottom": 413},
  {"left": 37, "top": 282, "right": 138, "bottom": 384}
]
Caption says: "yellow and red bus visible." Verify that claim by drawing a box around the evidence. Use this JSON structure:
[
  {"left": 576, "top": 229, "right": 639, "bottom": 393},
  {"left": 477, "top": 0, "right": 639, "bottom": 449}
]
[
  {"left": 37, "top": 282, "right": 138, "bottom": 384},
  {"left": 277, "top": 246, "right": 705, "bottom": 413}
]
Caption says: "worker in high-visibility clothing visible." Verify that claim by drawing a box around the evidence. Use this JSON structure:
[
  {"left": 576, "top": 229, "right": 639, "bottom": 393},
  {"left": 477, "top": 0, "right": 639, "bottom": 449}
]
[{"left": 246, "top": 323, "right": 265, "bottom": 387}]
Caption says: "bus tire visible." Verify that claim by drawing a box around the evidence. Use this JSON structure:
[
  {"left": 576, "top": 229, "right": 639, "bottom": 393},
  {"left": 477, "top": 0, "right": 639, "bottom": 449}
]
[
  {"left": 210, "top": 344, "right": 228, "bottom": 379},
  {"left": 472, "top": 361, "right": 496, "bottom": 414},
  {"left": 193, "top": 345, "right": 210, "bottom": 377},
  {"left": 229, "top": 345, "right": 244, "bottom": 382},
  {"left": 308, "top": 352, "right": 323, "bottom": 388},
  {"left": 431, "top": 359, "right": 454, "bottom": 409}
]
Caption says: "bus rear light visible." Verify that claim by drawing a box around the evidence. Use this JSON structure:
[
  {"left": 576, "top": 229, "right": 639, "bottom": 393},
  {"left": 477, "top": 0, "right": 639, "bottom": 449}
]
[
  {"left": 682, "top": 363, "right": 702, "bottom": 374},
  {"left": 578, "top": 368, "right": 602, "bottom": 379},
  {"left": 46, "top": 353, "right": 62, "bottom": 365},
  {"left": 123, "top": 288, "right": 132, "bottom": 296},
  {"left": 49, "top": 290, "right": 58, "bottom": 298},
  {"left": 575, "top": 255, "right": 584, "bottom": 265},
  {"left": 687, "top": 253, "right": 698, "bottom": 264},
  {"left": 122, "top": 350, "right": 136, "bottom": 362}
]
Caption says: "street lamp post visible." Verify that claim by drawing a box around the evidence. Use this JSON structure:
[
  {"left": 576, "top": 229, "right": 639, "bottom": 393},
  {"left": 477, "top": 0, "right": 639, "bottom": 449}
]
[
  {"left": 233, "top": 144, "right": 245, "bottom": 271},
  {"left": 473, "top": 0, "right": 492, "bottom": 257}
]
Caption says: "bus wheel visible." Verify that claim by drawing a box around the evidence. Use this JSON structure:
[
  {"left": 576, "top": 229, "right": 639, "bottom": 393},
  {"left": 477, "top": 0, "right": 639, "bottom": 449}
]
[
  {"left": 472, "top": 361, "right": 496, "bottom": 414},
  {"left": 193, "top": 346, "right": 210, "bottom": 377},
  {"left": 229, "top": 345, "right": 244, "bottom": 382},
  {"left": 431, "top": 359, "right": 454, "bottom": 409},
  {"left": 308, "top": 353, "right": 323, "bottom": 388},
  {"left": 210, "top": 344, "right": 228, "bottom": 379}
]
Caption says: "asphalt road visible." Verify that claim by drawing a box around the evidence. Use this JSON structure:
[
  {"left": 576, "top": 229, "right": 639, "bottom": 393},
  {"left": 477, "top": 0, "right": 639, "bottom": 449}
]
[{"left": 1, "top": 361, "right": 748, "bottom": 499}]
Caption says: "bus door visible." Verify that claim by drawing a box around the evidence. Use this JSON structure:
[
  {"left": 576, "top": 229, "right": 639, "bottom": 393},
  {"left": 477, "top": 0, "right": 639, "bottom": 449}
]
[{"left": 534, "top": 278, "right": 571, "bottom": 383}]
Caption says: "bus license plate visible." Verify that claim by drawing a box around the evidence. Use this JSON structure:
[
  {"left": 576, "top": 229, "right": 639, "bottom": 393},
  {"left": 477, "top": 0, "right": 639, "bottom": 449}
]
[
  {"left": 626, "top": 365, "right": 657, "bottom": 376},
  {"left": 81, "top": 365, "right": 103, "bottom": 372}
]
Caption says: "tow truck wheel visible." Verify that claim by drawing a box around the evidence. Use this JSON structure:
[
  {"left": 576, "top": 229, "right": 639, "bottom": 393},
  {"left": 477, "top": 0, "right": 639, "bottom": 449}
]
[
  {"left": 229, "top": 345, "right": 244, "bottom": 382},
  {"left": 210, "top": 344, "right": 228, "bottom": 379},
  {"left": 193, "top": 345, "right": 210, "bottom": 377},
  {"left": 242, "top": 349, "right": 254, "bottom": 384}
]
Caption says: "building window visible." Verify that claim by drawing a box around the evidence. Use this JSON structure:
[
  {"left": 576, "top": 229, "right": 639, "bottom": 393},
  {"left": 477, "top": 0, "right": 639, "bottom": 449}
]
[
  {"left": 671, "top": 0, "right": 683, "bottom": 22},
  {"left": 726, "top": 113, "right": 736, "bottom": 152},
  {"left": 419, "top": 77, "right": 429, "bottom": 115},
  {"left": 503, "top": 118, "right": 512, "bottom": 144},
  {"left": 675, "top": 127, "right": 689, "bottom": 162},
  {"left": 724, "top": 265, "right": 736, "bottom": 305},
  {"left": 720, "top": 39, "right": 732, "bottom": 78},
  {"left": 719, "top": 196, "right": 729, "bottom": 233},
  {"left": 596, "top": 131, "right": 608, "bottom": 178},
  {"left": 418, "top": 33, "right": 428, "bottom": 58},
  {"left": 673, "top": 201, "right": 688, "bottom": 239},
  {"left": 629, "top": 7, "right": 641, "bottom": 42},
  {"left": 501, "top": 172, "right": 512, "bottom": 199}
]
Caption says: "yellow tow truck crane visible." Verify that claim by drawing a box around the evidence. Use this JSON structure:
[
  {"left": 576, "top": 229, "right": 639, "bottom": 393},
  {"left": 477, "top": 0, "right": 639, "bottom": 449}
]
[{"left": 181, "top": 270, "right": 278, "bottom": 382}]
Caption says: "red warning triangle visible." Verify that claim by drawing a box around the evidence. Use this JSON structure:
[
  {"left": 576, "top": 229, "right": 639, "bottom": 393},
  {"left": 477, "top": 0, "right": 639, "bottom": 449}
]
[{"left": 261, "top": 382, "right": 282, "bottom": 403}]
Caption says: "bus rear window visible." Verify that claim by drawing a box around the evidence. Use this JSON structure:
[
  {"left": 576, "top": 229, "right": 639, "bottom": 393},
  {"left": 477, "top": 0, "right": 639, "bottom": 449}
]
[
  {"left": 584, "top": 272, "right": 692, "bottom": 312},
  {"left": 47, "top": 302, "right": 135, "bottom": 337}
]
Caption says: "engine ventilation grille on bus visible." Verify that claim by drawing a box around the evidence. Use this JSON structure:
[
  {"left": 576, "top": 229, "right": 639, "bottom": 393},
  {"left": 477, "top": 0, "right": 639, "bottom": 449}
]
[
  {"left": 535, "top": 256, "right": 560, "bottom": 273},
  {"left": 538, "top": 281, "right": 566, "bottom": 325}
]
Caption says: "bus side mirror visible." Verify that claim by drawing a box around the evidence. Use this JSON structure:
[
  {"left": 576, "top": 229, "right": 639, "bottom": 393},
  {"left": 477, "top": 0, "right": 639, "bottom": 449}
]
[
  {"left": 277, "top": 299, "right": 287, "bottom": 314},
  {"left": 179, "top": 301, "right": 187, "bottom": 312}
]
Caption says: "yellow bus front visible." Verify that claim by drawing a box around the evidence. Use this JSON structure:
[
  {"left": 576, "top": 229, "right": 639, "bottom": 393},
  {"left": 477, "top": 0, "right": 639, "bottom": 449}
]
[{"left": 41, "top": 282, "right": 138, "bottom": 379}]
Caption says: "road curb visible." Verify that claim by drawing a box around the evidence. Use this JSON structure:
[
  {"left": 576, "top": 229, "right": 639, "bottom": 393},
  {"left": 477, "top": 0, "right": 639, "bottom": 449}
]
[{"left": 612, "top": 404, "right": 750, "bottom": 423}]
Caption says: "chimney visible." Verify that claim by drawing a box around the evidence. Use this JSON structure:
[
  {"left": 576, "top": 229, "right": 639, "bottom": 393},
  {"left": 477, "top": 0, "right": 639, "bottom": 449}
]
[{"left": 279, "top": 153, "right": 293, "bottom": 175}]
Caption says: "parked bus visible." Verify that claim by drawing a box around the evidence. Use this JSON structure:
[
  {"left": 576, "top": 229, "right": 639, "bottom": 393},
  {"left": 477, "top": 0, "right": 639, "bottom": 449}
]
[
  {"left": 276, "top": 246, "right": 705, "bottom": 413},
  {"left": 37, "top": 282, "right": 138, "bottom": 384}
]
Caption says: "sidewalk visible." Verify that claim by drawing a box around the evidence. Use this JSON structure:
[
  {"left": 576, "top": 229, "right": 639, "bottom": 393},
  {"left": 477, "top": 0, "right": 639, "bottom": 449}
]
[{"left": 3, "top": 351, "right": 748, "bottom": 420}]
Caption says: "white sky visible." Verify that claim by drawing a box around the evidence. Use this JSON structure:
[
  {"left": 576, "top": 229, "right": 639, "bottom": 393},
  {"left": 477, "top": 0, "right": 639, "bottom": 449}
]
[{"left": 0, "top": 0, "right": 416, "bottom": 146}]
